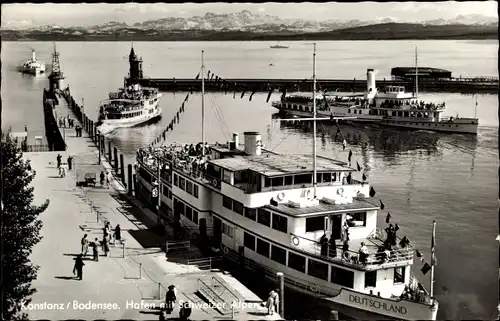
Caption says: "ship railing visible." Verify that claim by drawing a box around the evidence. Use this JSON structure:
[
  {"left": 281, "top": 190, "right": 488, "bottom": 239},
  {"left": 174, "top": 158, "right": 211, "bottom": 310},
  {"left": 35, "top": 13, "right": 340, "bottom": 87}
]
[{"left": 289, "top": 233, "right": 413, "bottom": 270}]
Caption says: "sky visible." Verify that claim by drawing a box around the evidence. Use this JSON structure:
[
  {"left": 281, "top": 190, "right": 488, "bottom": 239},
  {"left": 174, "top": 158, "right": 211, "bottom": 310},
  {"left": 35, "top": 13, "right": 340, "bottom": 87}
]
[{"left": 1, "top": 1, "right": 498, "bottom": 28}]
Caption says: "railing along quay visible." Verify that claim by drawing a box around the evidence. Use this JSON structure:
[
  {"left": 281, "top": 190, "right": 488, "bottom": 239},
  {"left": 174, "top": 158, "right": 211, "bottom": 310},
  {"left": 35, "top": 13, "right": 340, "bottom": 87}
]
[{"left": 131, "top": 77, "right": 499, "bottom": 94}]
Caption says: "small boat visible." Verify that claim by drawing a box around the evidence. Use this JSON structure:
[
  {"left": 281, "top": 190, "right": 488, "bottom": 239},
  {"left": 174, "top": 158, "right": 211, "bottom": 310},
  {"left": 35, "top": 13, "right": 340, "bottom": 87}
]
[
  {"left": 270, "top": 42, "right": 290, "bottom": 49},
  {"left": 134, "top": 46, "right": 439, "bottom": 320},
  {"left": 19, "top": 49, "right": 46, "bottom": 75},
  {"left": 96, "top": 83, "right": 162, "bottom": 132}
]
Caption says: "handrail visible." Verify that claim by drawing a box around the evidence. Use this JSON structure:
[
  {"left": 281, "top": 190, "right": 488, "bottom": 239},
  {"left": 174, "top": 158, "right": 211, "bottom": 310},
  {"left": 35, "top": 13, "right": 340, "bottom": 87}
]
[
  {"left": 197, "top": 278, "right": 233, "bottom": 313},
  {"left": 211, "top": 276, "right": 241, "bottom": 304}
]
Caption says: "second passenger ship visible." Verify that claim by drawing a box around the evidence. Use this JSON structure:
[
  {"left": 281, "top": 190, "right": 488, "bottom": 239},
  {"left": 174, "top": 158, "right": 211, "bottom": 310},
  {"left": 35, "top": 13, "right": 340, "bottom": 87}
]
[{"left": 134, "top": 47, "right": 438, "bottom": 320}]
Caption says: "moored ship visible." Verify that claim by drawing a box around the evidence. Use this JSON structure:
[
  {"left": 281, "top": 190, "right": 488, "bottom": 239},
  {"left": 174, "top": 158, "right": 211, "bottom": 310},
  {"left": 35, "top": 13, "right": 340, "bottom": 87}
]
[
  {"left": 272, "top": 48, "right": 479, "bottom": 135},
  {"left": 19, "top": 49, "right": 46, "bottom": 75},
  {"left": 134, "top": 47, "right": 439, "bottom": 320}
]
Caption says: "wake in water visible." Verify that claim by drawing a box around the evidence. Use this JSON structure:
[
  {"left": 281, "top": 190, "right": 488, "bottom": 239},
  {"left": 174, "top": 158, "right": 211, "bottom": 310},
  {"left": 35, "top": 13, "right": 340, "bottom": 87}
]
[{"left": 97, "top": 123, "right": 117, "bottom": 135}]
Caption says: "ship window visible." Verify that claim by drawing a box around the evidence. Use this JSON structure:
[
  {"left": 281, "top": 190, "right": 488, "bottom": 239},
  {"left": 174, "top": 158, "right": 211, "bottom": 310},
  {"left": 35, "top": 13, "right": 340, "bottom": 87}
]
[
  {"left": 256, "top": 239, "right": 270, "bottom": 257},
  {"left": 308, "top": 259, "right": 329, "bottom": 281},
  {"left": 322, "top": 173, "right": 332, "bottom": 183},
  {"left": 332, "top": 172, "right": 337, "bottom": 181},
  {"left": 288, "top": 252, "right": 306, "bottom": 273},
  {"left": 233, "top": 201, "right": 244, "bottom": 215},
  {"left": 162, "top": 185, "right": 168, "bottom": 196},
  {"left": 244, "top": 208, "right": 257, "bottom": 221},
  {"left": 186, "top": 181, "right": 193, "bottom": 194},
  {"left": 331, "top": 267, "right": 354, "bottom": 288},
  {"left": 295, "top": 174, "right": 312, "bottom": 185},
  {"left": 179, "top": 177, "right": 185, "bottom": 190},
  {"left": 271, "top": 245, "right": 287, "bottom": 265},
  {"left": 392, "top": 111, "right": 396, "bottom": 116},
  {"left": 264, "top": 177, "right": 271, "bottom": 187},
  {"left": 223, "top": 223, "right": 234, "bottom": 238},
  {"left": 271, "top": 176, "right": 284, "bottom": 186},
  {"left": 394, "top": 267, "right": 405, "bottom": 284},
  {"left": 244, "top": 232, "right": 256, "bottom": 251},
  {"left": 285, "top": 176, "right": 293, "bottom": 185},
  {"left": 192, "top": 211, "right": 198, "bottom": 224},
  {"left": 168, "top": 189, "right": 172, "bottom": 199},
  {"left": 272, "top": 214, "right": 288, "bottom": 233},
  {"left": 222, "top": 196, "right": 233, "bottom": 210},
  {"left": 173, "top": 174, "right": 178, "bottom": 186},
  {"left": 353, "top": 110, "right": 357, "bottom": 114},
  {"left": 257, "top": 209, "right": 271, "bottom": 227},
  {"left": 193, "top": 185, "right": 199, "bottom": 198},
  {"left": 305, "top": 216, "right": 325, "bottom": 232},
  {"left": 348, "top": 212, "right": 367, "bottom": 227},
  {"left": 185, "top": 206, "right": 192, "bottom": 221},
  {"left": 365, "top": 271, "right": 377, "bottom": 288},
  {"left": 348, "top": 109, "right": 351, "bottom": 114}
]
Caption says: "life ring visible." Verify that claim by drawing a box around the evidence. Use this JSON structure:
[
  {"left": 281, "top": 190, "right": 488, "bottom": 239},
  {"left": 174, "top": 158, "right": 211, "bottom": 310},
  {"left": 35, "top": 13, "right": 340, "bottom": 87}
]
[
  {"left": 337, "top": 188, "right": 344, "bottom": 195},
  {"left": 309, "top": 284, "right": 319, "bottom": 293},
  {"left": 212, "top": 179, "right": 218, "bottom": 187},
  {"left": 223, "top": 246, "right": 229, "bottom": 254},
  {"left": 277, "top": 192, "right": 285, "bottom": 201},
  {"left": 292, "top": 236, "right": 300, "bottom": 246}
]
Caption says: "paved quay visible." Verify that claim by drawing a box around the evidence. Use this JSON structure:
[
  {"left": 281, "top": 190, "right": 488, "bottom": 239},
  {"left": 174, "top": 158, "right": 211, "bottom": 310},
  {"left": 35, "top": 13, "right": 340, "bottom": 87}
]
[{"left": 26, "top": 93, "right": 280, "bottom": 320}]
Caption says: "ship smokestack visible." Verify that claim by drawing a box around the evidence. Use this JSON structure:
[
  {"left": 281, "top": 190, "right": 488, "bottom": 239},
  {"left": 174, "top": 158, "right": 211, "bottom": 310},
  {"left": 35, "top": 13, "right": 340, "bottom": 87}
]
[
  {"left": 233, "top": 133, "right": 239, "bottom": 149},
  {"left": 244, "top": 132, "right": 262, "bottom": 156},
  {"left": 32, "top": 49, "right": 36, "bottom": 61},
  {"left": 367, "top": 69, "right": 376, "bottom": 93}
]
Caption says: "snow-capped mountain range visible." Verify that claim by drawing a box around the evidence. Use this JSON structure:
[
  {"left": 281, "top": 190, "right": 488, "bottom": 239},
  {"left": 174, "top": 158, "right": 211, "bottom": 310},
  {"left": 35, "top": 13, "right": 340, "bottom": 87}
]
[{"left": 2, "top": 10, "right": 498, "bottom": 32}]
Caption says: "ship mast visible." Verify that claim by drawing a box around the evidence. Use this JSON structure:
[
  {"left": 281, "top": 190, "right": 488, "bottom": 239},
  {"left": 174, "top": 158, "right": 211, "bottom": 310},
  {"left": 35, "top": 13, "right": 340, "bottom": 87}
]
[
  {"left": 201, "top": 50, "right": 206, "bottom": 156},
  {"left": 415, "top": 46, "right": 419, "bottom": 100},
  {"left": 312, "top": 43, "right": 317, "bottom": 199}
]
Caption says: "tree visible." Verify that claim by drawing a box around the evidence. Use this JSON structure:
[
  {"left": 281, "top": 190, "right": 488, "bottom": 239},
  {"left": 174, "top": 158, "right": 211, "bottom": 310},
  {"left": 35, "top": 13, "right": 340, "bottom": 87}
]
[{"left": 1, "top": 134, "right": 49, "bottom": 320}]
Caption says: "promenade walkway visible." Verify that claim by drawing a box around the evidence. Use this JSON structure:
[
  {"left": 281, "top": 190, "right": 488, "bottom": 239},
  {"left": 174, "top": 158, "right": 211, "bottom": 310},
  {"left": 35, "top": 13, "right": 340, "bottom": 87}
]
[{"left": 25, "top": 93, "right": 279, "bottom": 320}]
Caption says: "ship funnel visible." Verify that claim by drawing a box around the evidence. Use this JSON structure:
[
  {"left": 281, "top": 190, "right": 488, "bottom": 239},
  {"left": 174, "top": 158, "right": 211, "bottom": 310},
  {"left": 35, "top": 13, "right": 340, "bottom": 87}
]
[
  {"left": 32, "top": 49, "right": 36, "bottom": 61},
  {"left": 367, "top": 69, "right": 376, "bottom": 92},
  {"left": 233, "top": 133, "right": 239, "bottom": 149},
  {"left": 244, "top": 132, "right": 262, "bottom": 156}
]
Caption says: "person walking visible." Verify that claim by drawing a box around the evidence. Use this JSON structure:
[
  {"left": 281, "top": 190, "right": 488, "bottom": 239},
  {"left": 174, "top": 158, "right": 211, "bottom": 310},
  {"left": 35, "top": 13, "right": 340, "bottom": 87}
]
[
  {"left": 114, "top": 224, "right": 122, "bottom": 244},
  {"left": 73, "top": 254, "right": 85, "bottom": 280},
  {"left": 90, "top": 238, "right": 99, "bottom": 261},
  {"left": 100, "top": 171, "right": 105, "bottom": 187},
  {"left": 56, "top": 154, "right": 62, "bottom": 168},
  {"left": 67, "top": 155, "right": 73, "bottom": 171},
  {"left": 102, "top": 232, "right": 110, "bottom": 257},
  {"left": 165, "top": 285, "right": 177, "bottom": 314},
  {"left": 81, "top": 234, "right": 89, "bottom": 257}
]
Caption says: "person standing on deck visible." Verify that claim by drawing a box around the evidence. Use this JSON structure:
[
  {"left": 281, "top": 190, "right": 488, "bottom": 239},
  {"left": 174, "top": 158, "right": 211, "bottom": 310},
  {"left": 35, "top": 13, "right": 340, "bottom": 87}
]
[
  {"left": 114, "top": 224, "right": 122, "bottom": 244},
  {"left": 320, "top": 233, "right": 329, "bottom": 256},
  {"left": 90, "top": 238, "right": 99, "bottom": 261},
  {"left": 102, "top": 232, "right": 110, "bottom": 256},
  {"left": 73, "top": 254, "right": 85, "bottom": 280}
]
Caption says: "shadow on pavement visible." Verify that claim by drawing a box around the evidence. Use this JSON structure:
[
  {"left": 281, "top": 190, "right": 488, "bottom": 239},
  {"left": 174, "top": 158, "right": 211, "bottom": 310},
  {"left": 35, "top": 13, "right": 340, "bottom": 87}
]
[{"left": 54, "top": 276, "right": 78, "bottom": 281}]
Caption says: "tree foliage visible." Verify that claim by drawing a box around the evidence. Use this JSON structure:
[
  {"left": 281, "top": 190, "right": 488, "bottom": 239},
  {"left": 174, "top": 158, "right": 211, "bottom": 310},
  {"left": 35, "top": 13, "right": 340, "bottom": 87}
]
[{"left": 1, "top": 135, "right": 49, "bottom": 320}]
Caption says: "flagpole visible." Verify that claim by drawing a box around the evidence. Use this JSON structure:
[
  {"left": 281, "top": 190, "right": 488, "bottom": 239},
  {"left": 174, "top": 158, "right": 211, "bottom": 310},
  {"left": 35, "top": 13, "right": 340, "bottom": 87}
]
[
  {"left": 415, "top": 46, "right": 418, "bottom": 100},
  {"left": 201, "top": 50, "right": 205, "bottom": 156},
  {"left": 312, "top": 43, "right": 317, "bottom": 199},
  {"left": 430, "top": 220, "right": 436, "bottom": 300}
]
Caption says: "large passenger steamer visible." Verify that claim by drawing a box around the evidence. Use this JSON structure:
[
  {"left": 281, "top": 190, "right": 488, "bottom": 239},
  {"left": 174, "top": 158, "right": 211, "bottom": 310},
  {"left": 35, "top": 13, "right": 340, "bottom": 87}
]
[{"left": 134, "top": 47, "right": 438, "bottom": 320}]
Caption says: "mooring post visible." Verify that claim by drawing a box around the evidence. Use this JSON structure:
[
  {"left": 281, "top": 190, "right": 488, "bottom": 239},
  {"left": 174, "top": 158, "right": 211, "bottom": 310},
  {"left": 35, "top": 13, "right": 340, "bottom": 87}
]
[
  {"left": 108, "top": 142, "right": 112, "bottom": 162},
  {"left": 98, "top": 134, "right": 101, "bottom": 165},
  {"left": 157, "top": 283, "right": 161, "bottom": 300},
  {"left": 120, "top": 154, "right": 125, "bottom": 186},
  {"left": 277, "top": 272, "right": 284, "bottom": 317},
  {"left": 128, "top": 165, "right": 133, "bottom": 195},
  {"left": 139, "top": 263, "right": 142, "bottom": 279},
  {"left": 122, "top": 242, "right": 125, "bottom": 258},
  {"left": 132, "top": 173, "right": 136, "bottom": 194},
  {"left": 113, "top": 147, "right": 118, "bottom": 170}
]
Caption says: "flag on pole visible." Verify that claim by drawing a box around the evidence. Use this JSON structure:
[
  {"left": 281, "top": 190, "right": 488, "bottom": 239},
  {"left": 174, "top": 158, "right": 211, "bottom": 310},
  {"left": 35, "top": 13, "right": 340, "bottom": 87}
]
[
  {"left": 356, "top": 161, "right": 361, "bottom": 172},
  {"left": 380, "top": 200, "right": 385, "bottom": 210},
  {"left": 385, "top": 212, "right": 391, "bottom": 223},
  {"left": 241, "top": 90, "right": 246, "bottom": 99},
  {"left": 362, "top": 173, "right": 367, "bottom": 181},
  {"left": 184, "top": 94, "right": 189, "bottom": 102},
  {"left": 207, "top": 70, "right": 211, "bottom": 79},
  {"left": 195, "top": 73, "right": 200, "bottom": 80},
  {"left": 421, "top": 262, "right": 431, "bottom": 275},
  {"left": 369, "top": 186, "right": 376, "bottom": 197},
  {"left": 266, "top": 90, "right": 273, "bottom": 103},
  {"left": 416, "top": 249, "right": 422, "bottom": 258},
  {"left": 249, "top": 90, "right": 256, "bottom": 101}
]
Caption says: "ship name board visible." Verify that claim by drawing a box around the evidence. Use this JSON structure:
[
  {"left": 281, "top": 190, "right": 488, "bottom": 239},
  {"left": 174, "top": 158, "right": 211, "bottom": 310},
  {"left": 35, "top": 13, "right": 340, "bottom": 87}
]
[{"left": 349, "top": 294, "right": 407, "bottom": 315}]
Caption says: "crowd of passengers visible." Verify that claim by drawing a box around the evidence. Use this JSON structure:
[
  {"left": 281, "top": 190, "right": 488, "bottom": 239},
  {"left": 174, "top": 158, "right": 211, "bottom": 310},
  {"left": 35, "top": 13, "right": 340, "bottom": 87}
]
[
  {"left": 108, "top": 87, "right": 157, "bottom": 101},
  {"left": 379, "top": 99, "right": 445, "bottom": 110},
  {"left": 136, "top": 143, "right": 211, "bottom": 179}
]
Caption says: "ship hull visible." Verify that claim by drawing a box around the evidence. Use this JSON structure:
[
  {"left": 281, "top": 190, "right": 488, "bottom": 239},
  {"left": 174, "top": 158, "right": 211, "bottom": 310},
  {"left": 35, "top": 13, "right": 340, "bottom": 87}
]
[
  {"left": 222, "top": 250, "right": 437, "bottom": 321},
  {"left": 97, "top": 108, "right": 162, "bottom": 130},
  {"left": 20, "top": 67, "right": 45, "bottom": 75},
  {"left": 275, "top": 106, "right": 478, "bottom": 134}
]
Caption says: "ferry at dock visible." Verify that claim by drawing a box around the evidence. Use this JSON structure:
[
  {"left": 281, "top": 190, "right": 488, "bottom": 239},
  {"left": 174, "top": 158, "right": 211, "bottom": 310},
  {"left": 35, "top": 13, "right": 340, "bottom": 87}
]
[
  {"left": 134, "top": 47, "right": 438, "bottom": 320},
  {"left": 272, "top": 49, "right": 479, "bottom": 135},
  {"left": 19, "top": 49, "right": 46, "bottom": 75},
  {"left": 96, "top": 83, "right": 162, "bottom": 133}
]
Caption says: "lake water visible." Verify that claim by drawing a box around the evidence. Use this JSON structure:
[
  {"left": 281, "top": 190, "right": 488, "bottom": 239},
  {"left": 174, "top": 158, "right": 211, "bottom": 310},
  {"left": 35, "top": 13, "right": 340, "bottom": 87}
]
[{"left": 2, "top": 40, "right": 498, "bottom": 320}]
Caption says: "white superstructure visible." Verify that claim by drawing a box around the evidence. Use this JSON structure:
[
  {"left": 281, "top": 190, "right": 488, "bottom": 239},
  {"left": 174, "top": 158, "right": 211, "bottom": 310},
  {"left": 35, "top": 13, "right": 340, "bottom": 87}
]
[
  {"left": 19, "top": 49, "right": 46, "bottom": 75},
  {"left": 134, "top": 48, "right": 438, "bottom": 320},
  {"left": 97, "top": 83, "right": 162, "bottom": 132}
]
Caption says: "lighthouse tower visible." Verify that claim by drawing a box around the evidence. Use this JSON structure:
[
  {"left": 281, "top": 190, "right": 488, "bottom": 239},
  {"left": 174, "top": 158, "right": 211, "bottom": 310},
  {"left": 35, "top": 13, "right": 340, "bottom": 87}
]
[
  {"left": 48, "top": 43, "right": 64, "bottom": 92},
  {"left": 125, "top": 44, "right": 143, "bottom": 87}
]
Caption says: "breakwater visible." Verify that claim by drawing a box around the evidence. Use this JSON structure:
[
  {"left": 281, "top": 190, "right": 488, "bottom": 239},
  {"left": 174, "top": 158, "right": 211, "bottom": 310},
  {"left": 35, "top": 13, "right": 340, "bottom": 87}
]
[
  {"left": 42, "top": 89, "right": 66, "bottom": 151},
  {"left": 131, "top": 77, "right": 498, "bottom": 94}
]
